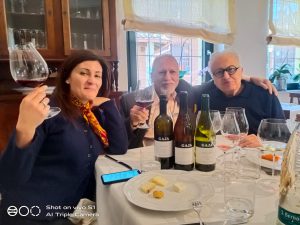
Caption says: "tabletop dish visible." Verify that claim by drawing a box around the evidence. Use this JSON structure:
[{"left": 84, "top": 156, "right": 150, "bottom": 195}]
[
  {"left": 246, "top": 149, "right": 282, "bottom": 171},
  {"left": 123, "top": 170, "right": 214, "bottom": 211}
]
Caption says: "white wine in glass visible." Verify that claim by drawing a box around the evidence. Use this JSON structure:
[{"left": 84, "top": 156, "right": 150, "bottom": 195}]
[{"left": 8, "top": 42, "right": 61, "bottom": 119}]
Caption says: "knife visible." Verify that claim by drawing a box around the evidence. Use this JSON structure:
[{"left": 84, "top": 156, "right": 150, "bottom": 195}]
[{"left": 104, "top": 155, "right": 133, "bottom": 170}]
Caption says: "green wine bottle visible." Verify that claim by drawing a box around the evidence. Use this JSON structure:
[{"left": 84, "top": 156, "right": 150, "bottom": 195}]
[
  {"left": 195, "top": 94, "right": 216, "bottom": 172},
  {"left": 174, "top": 91, "right": 194, "bottom": 171},
  {"left": 154, "top": 95, "right": 174, "bottom": 169}
]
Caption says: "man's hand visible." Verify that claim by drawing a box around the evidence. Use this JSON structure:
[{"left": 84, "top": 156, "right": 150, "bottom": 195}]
[
  {"left": 129, "top": 105, "right": 149, "bottom": 129},
  {"left": 239, "top": 134, "right": 262, "bottom": 148}
]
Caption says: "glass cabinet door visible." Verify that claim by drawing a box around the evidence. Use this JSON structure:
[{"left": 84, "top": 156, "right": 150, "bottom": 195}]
[
  {"left": 3, "top": 0, "right": 56, "bottom": 57},
  {"left": 61, "top": 0, "right": 111, "bottom": 56}
]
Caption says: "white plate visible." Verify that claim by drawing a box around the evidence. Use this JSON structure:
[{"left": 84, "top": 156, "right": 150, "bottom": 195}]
[
  {"left": 246, "top": 150, "right": 283, "bottom": 171},
  {"left": 123, "top": 170, "right": 214, "bottom": 211}
]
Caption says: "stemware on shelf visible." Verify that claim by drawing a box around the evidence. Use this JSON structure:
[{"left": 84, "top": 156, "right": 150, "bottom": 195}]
[{"left": 8, "top": 42, "right": 61, "bottom": 119}]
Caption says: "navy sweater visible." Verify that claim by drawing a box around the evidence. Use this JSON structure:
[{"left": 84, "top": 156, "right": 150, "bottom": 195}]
[
  {"left": 193, "top": 80, "right": 285, "bottom": 134},
  {"left": 0, "top": 100, "right": 127, "bottom": 221}
]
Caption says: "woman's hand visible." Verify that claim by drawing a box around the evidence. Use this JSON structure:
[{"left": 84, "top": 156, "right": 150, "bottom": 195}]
[
  {"left": 93, "top": 97, "right": 110, "bottom": 106},
  {"left": 15, "top": 85, "right": 50, "bottom": 148},
  {"left": 239, "top": 134, "right": 262, "bottom": 148}
]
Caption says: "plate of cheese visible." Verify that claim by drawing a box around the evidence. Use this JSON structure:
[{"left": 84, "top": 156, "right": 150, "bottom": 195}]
[{"left": 123, "top": 170, "right": 214, "bottom": 211}]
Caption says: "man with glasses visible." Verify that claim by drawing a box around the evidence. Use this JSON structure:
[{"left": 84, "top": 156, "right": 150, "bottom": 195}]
[{"left": 194, "top": 50, "right": 285, "bottom": 147}]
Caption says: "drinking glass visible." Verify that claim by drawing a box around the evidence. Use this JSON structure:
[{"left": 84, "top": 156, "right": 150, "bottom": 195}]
[
  {"left": 140, "top": 147, "right": 161, "bottom": 172},
  {"left": 224, "top": 177, "right": 256, "bottom": 223},
  {"left": 220, "top": 111, "right": 240, "bottom": 151},
  {"left": 226, "top": 107, "right": 249, "bottom": 140},
  {"left": 134, "top": 83, "right": 154, "bottom": 129},
  {"left": 217, "top": 112, "right": 240, "bottom": 179},
  {"left": 257, "top": 118, "right": 290, "bottom": 191},
  {"left": 8, "top": 42, "right": 61, "bottom": 119},
  {"left": 210, "top": 110, "right": 222, "bottom": 134}
]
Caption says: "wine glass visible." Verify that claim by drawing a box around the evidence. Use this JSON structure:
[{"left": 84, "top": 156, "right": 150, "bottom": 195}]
[
  {"left": 134, "top": 82, "right": 154, "bottom": 129},
  {"left": 257, "top": 119, "right": 290, "bottom": 189},
  {"left": 225, "top": 107, "right": 249, "bottom": 139},
  {"left": 219, "top": 112, "right": 240, "bottom": 179},
  {"left": 220, "top": 111, "right": 240, "bottom": 152},
  {"left": 210, "top": 110, "right": 222, "bottom": 134},
  {"left": 8, "top": 42, "right": 61, "bottom": 119}
]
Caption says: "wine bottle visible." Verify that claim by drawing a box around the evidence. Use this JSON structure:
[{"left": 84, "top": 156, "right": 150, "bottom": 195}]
[
  {"left": 154, "top": 95, "right": 174, "bottom": 169},
  {"left": 174, "top": 91, "right": 194, "bottom": 171},
  {"left": 194, "top": 94, "right": 216, "bottom": 172},
  {"left": 277, "top": 123, "right": 300, "bottom": 225}
]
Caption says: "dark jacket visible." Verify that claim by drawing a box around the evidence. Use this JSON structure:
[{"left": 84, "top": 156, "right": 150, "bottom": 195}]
[
  {"left": 0, "top": 100, "right": 127, "bottom": 221},
  {"left": 193, "top": 80, "right": 285, "bottom": 134}
]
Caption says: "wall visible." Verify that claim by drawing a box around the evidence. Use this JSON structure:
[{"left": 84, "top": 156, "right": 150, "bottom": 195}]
[
  {"left": 115, "top": 0, "right": 128, "bottom": 91},
  {"left": 231, "top": 0, "right": 269, "bottom": 78},
  {"left": 115, "top": 0, "right": 269, "bottom": 90}
]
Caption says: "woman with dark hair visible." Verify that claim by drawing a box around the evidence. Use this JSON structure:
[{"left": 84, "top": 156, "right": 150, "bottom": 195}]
[{"left": 0, "top": 50, "right": 128, "bottom": 224}]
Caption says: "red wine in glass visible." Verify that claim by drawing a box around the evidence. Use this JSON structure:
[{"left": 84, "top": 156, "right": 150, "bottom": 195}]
[
  {"left": 8, "top": 42, "right": 61, "bottom": 118},
  {"left": 135, "top": 100, "right": 154, "bottom": 108},
  {"left": 16, "top": 78, "right": 46, "bottom": 88}
]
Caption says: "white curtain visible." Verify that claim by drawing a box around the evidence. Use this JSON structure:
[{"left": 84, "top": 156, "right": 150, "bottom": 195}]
[
  {"left": 268, "top": 0, "right": 300, "bottom": 46},
  {"left": 122, "top": 0, "right": 235, "bottom": 45}
]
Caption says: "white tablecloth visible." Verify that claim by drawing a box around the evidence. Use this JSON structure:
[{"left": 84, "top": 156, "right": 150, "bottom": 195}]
[{"left": 95, "top": 146, "right": 278, "bottom": 225}]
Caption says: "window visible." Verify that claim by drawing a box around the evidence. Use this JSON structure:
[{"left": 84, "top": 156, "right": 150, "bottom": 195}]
[
  {"left": 129, "top": 32, "right": 210, "bottom": 90},
  {"left": 268, "top": 45, "right": 300, "bottom": 79},
  {"left": 268, "top": 0, "right": 300, "bottom": 80}
]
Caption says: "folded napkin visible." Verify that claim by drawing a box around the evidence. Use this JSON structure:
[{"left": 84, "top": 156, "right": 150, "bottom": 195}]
[{"left": 68, "top": 198, "right": 97, "bottom": 225}]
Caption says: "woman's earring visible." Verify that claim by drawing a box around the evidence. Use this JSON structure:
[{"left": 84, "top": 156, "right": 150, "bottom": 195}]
[{"left": 66, "top": 80, "right": 70, "bottom": 84}]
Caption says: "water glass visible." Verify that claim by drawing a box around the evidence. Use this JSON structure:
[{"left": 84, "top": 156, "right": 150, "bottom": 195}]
[
  {"left": 140, "top": 148, "right": 161, "bottom": 172},
  {"left": 224, "top": 177, "right": 256, "bottom": 222}
]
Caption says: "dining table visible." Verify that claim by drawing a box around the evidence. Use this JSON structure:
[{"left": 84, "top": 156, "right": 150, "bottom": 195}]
[{"left": 95, "top": 144, "right": 279, "bottom": 225}]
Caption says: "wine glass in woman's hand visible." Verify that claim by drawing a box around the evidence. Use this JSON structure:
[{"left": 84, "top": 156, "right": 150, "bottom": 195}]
[{"left": 9, "top": 42, "right": 60, "bottom": 119}]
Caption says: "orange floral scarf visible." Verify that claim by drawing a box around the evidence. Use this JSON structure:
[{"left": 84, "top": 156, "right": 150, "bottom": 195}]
[{"left": 72, "top": 97, "right": 109, "bottom": 147}]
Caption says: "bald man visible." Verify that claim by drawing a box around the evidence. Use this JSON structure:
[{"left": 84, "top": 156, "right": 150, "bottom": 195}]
[{"left": 120, "top": 55, "right": 194, "bottom": 148}]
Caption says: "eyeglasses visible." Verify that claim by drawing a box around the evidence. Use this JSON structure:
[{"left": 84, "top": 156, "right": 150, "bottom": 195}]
[{"left": 212, "top": 66, "right": 239, "bottom": 78}]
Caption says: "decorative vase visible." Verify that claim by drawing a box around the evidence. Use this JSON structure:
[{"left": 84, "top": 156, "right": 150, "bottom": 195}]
[{"left": 275, "top": 78, "right": 287, "bottom": 91}]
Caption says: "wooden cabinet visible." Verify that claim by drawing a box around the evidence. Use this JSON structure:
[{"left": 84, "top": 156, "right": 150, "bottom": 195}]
[
  {"left": 0, "top": 0, "right": 119, "bottom": 90},
  {"left": 0, "top": 0, "right": 117, "bottom": 61}
]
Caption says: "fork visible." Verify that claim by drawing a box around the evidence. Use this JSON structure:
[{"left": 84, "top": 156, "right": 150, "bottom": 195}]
[{"left": 192, "top": 200, "right": 204, "bottom": 225}]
